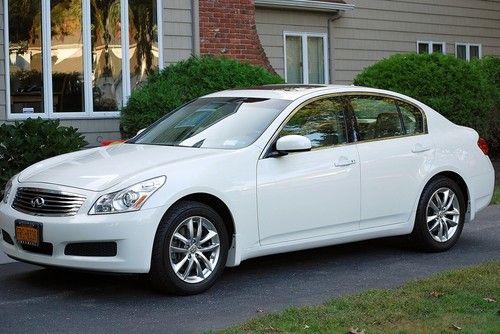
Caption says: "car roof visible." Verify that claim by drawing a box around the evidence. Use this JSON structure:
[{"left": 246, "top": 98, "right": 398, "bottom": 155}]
[{"left": 204, "top": 84, "right": 352, "bottom": 100}]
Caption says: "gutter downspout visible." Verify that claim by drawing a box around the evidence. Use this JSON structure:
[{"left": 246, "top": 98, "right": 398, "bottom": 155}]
[
  {"left": 328, "top": 12, "right": 343, "bottom": 84},
  {"left": 192, "top": 0, "right": 201, "bottom": 56}
]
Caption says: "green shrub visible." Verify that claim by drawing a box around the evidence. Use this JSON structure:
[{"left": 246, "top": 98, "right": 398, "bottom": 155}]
[
  {"left": 0, "top": 118, "right": 87, "bottom": 195},
  {"left": 121, "top": 56, "right": 284, "bottom": 137},
  {"left": 471, "top": 56, "right": 500, "bottom": 152},
  {"left": 354, "top": 53, "right": 498, "bottom": 153}
]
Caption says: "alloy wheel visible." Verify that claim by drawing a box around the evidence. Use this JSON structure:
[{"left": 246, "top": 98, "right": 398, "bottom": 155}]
[
  {"left": 426, "top": 187, "right": 460, "bottom": 243},
  {"left": 169, "top": 216, "right": 221, "bottom": 283}
]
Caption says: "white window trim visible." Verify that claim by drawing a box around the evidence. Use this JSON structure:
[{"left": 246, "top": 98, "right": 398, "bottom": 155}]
[
  {"left": 416, "top": 41, "right": 446, "bottom": 55},
  {"left": 455, "top": 43, "right": 482, "bottom": 61},
  {"left": 4, "top": 0, "right": 164, "bottom": 120},
  {"left": 283, "top": 31, "right": 329, "bottom": 85}
]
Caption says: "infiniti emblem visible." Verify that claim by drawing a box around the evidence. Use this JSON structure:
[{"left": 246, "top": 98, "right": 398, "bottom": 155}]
[{"left": 31, "top": 197, "right": 45, "bottom": 208}]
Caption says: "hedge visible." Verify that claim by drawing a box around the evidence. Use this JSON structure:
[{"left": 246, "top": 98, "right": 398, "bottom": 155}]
[
  {"left": 120, "top": 56, "right": 284, "bottom": 138},
  {"left": 0, "top": 118, "right": 87, "bottom": 195},
  {"left": 354, "top": 53, "right": 499, "bottom": 153}
]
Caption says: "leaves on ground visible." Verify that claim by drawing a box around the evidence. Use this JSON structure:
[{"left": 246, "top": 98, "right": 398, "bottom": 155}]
[
  {"left": 430, "top": 291, "right": 445, "bottom": 298},
  {"left": 483, "top": 297, "right": 497, "bottom": 303}
]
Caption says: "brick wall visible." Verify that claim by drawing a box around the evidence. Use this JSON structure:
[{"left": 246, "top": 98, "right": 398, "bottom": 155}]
[{"left": 199, "top": 0, "right": 273, "bottom": 71}]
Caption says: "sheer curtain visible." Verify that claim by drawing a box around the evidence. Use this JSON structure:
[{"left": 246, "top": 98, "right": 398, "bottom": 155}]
[
  {"left": 286, "top": 36, "right": 303, "bottom": 84},
  {"left": 308, "top": 36, "right": 325, "bottom": 84}
]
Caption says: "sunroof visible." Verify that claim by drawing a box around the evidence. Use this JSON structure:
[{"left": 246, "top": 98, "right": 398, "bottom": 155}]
[{"left": 235, "top": 84, "right": 328, "bottom": 91}]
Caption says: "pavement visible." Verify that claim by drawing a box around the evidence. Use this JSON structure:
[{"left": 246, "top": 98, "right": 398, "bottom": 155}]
[{"left": 0, "top": 205, "right": 498, "bottom": 334}]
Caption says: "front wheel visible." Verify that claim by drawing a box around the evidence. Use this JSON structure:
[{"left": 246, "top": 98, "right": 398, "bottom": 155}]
[
  {"left": 149, "top": 201, "right": 229, "bottom": 295},
  {"left": 410, "top": 176, "right": 466, "bottom": 252}
]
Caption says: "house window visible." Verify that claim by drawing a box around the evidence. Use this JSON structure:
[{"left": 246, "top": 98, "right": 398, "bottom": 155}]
[
  {"left": 417, "top": 41, "right": 446, "bottom": 54},
  {"left": 5, "top": 0, "right": 162, "bottom": 119},
  {"left": 456, "top": 43, "right": 482, "bottom": 61},
  {"left": 284, "top": 32, "right": 329, "bottom": 84}
]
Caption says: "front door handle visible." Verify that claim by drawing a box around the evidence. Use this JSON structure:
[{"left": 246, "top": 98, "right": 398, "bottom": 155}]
[
  {"left": 412, "top": 143, "right": 431, "bottom": 153},
  {"left": 334, "top": 157, "right": 357, "bottom": 167}
]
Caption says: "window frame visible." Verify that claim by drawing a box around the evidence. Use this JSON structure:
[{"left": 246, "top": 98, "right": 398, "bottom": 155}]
[
  {"left": 416, "top": 41, "right": 446, "bottom": 55},
  {"left": 455, "top": 43, "right": 482, "bottom": 61},
  {"left": 283, "top": 31, "right": 329, "bottom": 85},
  {"left": 346, "top": 93, "right": 428, "bottom": 144},
  {"left": 4, "top": 0, "right": 164, "bottom": 120}
]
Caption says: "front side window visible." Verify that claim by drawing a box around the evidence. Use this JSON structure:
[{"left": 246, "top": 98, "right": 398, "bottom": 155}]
[
  {"left": 279, "top": 97, "right": 348, "bottom": 149},
  {"left": 6, "top": 0, "right": 161, "bottom": 118},
  {"left": 285, "top": 32, "right": 328, "bottom": 84},
  {"left": 133, "top": 98, "right": 291, "bottom": 149},
  {"left": 350, "top": 96, "right": 404, "bottom": 141}
]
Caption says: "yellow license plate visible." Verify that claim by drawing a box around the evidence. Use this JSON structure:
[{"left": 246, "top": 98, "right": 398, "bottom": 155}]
[{"left": 15, "top": 222, "right": 42, "bottom": 246}]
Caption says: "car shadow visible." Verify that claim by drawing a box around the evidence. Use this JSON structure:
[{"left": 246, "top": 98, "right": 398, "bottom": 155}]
[{"left": 1, "top": 236, "right": 415, "bottom": 300}]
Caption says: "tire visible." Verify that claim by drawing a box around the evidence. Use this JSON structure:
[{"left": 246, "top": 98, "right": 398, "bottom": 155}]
[
  {"left": 149, "top": 201, "right": 229, "bottom": 295},
  {"left": 410, "top": 176, "right": 466, "bottom": 252}
]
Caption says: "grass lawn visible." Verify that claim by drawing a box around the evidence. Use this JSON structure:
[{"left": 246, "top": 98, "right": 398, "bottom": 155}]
[
  {"left": 217, "top": 261, "right": 500, "bottom": 334},
  {"left": 492, "top": 187, "right": 500, "bottom": 205}
]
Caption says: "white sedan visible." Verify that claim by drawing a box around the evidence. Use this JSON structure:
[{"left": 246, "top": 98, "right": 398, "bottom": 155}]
[{"left": 0, "top": 85, "right": 495, "bottom": 295}]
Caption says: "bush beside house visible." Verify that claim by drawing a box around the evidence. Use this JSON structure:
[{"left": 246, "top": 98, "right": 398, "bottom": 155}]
[
  {"left": 354, "top": 53, "right": 500, "bottom": 154},
  {"left": 120, "top": 56, "right": 284, "bottom": 138},
  {"left": 0, "top": 118, "right": 87, "bottom": 195}
]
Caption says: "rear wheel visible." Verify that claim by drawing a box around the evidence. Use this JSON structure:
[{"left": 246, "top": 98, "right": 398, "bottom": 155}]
[
  {"left": 149, "top": 201, "right": 228, "bottom": 295},
  {"left": 411, "top": 176, "right": 466, "bottom": 252}
]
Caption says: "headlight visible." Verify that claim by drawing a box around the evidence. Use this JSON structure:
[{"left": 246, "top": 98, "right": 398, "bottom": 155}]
[
  {"left": 3, "top": 176, "right": 15, "bottom": 204},
  {"left": 89, "top": 176, "right": 166, "bottom": 215}
]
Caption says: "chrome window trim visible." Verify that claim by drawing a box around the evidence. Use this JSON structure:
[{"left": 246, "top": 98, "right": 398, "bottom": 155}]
[{"left": 260, "top": 91, "right": 429, "bottom": 159}]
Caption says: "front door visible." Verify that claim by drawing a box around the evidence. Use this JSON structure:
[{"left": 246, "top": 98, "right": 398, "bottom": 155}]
[{"left": 257, "top": 96, "right": 360, "bottom": 245}]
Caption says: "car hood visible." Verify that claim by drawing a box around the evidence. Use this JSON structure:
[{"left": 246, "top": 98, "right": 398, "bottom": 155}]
[{"left": 18, "top": 144, "right": 226, "bottom": 192}]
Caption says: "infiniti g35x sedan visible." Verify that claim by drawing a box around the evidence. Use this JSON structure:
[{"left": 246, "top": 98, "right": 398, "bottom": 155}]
[{"left": 0, "top": 85, "right": 494, "bottom": 295}]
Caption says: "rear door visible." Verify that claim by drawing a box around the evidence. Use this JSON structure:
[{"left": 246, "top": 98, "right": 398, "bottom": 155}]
[{"left": 348, "top": 94, "right": 434, "bottom": 229}]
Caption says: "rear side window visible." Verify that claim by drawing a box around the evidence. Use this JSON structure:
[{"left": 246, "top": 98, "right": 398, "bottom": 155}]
[
  {"left": 350, "top": 96, "right": 404, "bottom": 141},
  {"left": 349, "top": 95, "right": 425, "bottom": 141},
  {"left": 280, "top": 96, "right": 348, "bottom": 149},
  {"left": 397, "top": 101, "right": 425, "bottom": 135}
]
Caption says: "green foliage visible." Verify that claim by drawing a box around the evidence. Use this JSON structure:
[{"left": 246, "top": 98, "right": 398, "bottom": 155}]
[
  {"left": 120, "top": 56, "right": 284, "bottom": 137},
  {"left": 354, "top": 53, "right": 499, "bottom": 153},
  {"left": 0, "top": 118, "right": 87, "bottom": 195},
  {"left": 492, "top": 187, "right": 500, "bottom": 205},
  {"left": 471, "top": 56, "right": 500, "bottom": 152}
]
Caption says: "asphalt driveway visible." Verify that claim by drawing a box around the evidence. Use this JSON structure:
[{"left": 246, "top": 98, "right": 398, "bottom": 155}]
[{"left": 0, "top": 205, "right": 499, "bottom": 334}]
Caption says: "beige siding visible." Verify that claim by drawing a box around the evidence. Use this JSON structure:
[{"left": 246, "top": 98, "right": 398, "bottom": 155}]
[
  {"left": 331, "top": 0, "right": 500, "bottom": 84},
  {"left": 163, "top": 0, "right": 195, "bottom": 64},
  {"left": 0, "top": 0, "right": 196, "bottom": 146},
  {"left": 256, "top": 0, "right": 500, "bottom": 85},
  {"left": 255, "top": 8, "right": 331, "bottom": 77}
]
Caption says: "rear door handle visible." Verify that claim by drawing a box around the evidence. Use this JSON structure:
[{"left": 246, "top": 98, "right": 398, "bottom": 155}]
[
  {"left": 412, "top": 143, "right": 431, "bottom": 153},
  {"left": 334, "top": 157, "right": 357, "bottom": 167}
]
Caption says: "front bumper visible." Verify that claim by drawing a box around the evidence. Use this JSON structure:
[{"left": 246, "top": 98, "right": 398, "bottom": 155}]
[{"left": 0, "top": 202, "right": 164, "bottom": 273}]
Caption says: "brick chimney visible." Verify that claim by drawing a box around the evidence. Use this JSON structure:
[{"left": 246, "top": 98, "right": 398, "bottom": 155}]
[{"left": 199, "top": 0, "right": 274, "bottom": 71}]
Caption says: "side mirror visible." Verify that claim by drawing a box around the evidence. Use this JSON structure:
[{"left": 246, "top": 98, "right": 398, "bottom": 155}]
[
  {"left": 136, "top": 128, "right": 146, "bottom": 136},
  {"left": 275, "top": 135, "right": 312, "bottom": 154}
]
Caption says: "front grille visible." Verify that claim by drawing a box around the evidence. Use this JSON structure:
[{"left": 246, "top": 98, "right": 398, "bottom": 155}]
[
  {"left": 65, "top": 242, "right": 117, "bottom": 257},
  {"left": 12, "top": 188, "right": 86, "bottom": 217}
]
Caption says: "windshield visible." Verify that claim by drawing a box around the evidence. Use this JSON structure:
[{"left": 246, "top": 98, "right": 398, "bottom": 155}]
[{"left": 132, "top": 97, "right": 291, "bottom": 149}]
